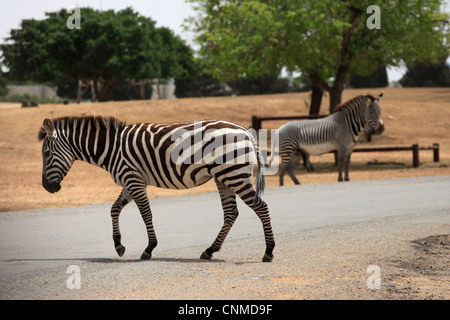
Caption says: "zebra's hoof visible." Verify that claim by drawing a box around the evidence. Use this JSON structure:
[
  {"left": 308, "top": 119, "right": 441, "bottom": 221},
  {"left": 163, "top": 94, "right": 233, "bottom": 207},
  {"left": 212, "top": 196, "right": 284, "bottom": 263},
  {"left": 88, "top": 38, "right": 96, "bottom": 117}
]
[
  {"left": 140, "top": 251, "right": 152, "bottom": 260},
  {"left": 200, "top": 250, "right": 212, "bottom": 260},
  {"left": 262, "top": 253, "right": 273, "bottom": 262},
  {"left": 115, "top": 245, "right": 126, "bottom": 257}
]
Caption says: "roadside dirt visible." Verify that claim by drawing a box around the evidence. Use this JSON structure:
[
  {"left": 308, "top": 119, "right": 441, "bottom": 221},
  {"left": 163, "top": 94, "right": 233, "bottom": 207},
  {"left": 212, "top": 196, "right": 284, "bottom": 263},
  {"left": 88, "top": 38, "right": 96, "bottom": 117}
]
[{"left": 384, "top": 234, "right": 450, "bottom": 299}]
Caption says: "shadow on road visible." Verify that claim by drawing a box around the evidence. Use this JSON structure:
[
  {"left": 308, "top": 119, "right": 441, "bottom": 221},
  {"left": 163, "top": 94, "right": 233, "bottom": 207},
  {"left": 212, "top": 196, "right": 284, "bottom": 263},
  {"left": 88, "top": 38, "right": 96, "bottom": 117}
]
[{"left": 3, "top": 256, "right": 226, "bottom": 264}]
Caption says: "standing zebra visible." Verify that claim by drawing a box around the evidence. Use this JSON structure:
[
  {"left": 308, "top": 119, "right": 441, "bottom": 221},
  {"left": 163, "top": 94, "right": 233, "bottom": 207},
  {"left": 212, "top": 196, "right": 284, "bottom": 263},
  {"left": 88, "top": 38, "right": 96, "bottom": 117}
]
[
  {"left": 39, "top": 117, "right": 275, "bottom": 262},
  {"left": 268, "top": 93, "right": 385, "bottom": 185}
]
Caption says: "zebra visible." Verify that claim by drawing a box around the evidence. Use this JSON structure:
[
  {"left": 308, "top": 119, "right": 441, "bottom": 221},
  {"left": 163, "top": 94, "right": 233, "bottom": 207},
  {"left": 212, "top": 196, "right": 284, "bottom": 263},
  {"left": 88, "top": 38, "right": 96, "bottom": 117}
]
[
  {"left": 267, "top": 93, "right": 385, "bottom": 185},
  {"left": 39, "top": 116, "right": 275, "bottom": 262}
]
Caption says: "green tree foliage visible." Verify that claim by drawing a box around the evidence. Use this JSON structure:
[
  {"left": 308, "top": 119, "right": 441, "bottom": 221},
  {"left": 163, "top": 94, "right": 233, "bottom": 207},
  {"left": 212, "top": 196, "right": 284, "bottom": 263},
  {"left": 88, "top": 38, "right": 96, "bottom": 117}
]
[
  {"left": 350, "top": 65, "right": 388, "bottom": 88},
  {"left": 400, "top": 58, "right": 450, "bottom": 87},
  {"left": 187, "top": 0, "right": 449, "bottom": 113},
  {"left": 1, "top": 7, "right": 196, "bottom": 101},
  {"left": 175, "top": 64, "right": 231, "bottom": 97},
  {"left": 0, "top": 72, "right": 8, "bottom": 97}
]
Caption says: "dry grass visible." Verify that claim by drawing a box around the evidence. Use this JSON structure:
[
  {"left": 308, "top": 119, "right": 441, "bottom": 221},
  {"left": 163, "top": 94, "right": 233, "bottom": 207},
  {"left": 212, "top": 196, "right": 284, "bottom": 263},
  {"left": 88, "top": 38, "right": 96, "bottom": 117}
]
[{"left": 1, "top": 87, "right": 449, "bottom": 212}]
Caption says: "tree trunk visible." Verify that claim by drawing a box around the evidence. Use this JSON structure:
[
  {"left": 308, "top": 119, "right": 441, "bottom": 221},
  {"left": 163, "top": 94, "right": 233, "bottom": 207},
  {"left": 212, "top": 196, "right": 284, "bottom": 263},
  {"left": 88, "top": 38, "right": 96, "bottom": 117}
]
[
  {"left": 328, "top": 6, "right": 363, "bottom": 113},
  {"left": 309, "top": 79, "right": 323, "bottom": 115},
  {"left": 329, "top": 86, "right": 343, "bottom": 113},
  {"left": 97, "top": 78, "right": 115, "bottom": 101},
  {"left": 94, "top": 78, "right": 123, "bottom": 101}
]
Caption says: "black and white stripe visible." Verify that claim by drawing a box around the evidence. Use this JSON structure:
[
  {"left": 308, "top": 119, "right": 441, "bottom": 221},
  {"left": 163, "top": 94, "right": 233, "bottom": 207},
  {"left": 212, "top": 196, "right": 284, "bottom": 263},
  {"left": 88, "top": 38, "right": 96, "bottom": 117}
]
[
  {"left": 39, "top": 117, "right": 275, "bottom": 262},
  {"left": 268, "top": 93, "right": 384, "bottom": 185}
]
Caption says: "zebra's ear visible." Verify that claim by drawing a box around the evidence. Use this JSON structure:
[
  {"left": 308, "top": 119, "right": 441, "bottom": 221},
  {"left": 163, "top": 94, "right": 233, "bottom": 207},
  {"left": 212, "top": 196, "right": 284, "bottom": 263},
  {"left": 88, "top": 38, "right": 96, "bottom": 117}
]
[
  {"left": 43, "top": 118, "right": 57, "bottom": 139},
  {"left": 377, "top": 91, "right": 384, "bottom": 102}
]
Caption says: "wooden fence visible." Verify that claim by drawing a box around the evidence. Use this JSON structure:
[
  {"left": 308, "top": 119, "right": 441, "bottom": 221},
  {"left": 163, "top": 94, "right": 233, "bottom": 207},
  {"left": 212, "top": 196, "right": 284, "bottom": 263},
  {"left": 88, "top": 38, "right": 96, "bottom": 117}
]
[
  {"left": 351, "top": 144, "right": 440, "bottom": 167},
  {"left": 264, "top": 143, "right": 440, "bottom": 168},
  {"left": 251, "top": 115, "right": 375, "bottom": 141}
]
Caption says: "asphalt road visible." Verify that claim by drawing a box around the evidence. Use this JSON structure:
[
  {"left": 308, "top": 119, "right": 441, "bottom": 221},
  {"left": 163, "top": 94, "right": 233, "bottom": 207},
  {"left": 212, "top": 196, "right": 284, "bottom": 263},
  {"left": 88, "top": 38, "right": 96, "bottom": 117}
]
[{"left": 1, "top": 175, "right": 449, "bottom": 300}]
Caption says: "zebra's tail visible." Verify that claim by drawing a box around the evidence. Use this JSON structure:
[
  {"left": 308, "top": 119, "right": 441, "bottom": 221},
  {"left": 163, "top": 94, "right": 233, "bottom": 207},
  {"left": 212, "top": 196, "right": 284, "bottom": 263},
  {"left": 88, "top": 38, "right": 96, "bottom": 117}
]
[
  {"left": 265, "top": 130, "right": 279, "bottom": 168},
  {"left": 249, "top": 133, "right": 265, "bottom": 204}
]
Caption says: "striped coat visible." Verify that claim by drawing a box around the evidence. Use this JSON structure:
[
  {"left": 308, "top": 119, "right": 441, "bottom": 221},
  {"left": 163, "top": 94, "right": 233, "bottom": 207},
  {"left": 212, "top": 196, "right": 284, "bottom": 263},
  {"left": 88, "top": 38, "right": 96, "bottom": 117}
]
[
  {"left": 39, "top": 116, "right": 274, "bottom": 262},
  {"left": 268, "top": 93, "right": 384, "bottom": 185}
]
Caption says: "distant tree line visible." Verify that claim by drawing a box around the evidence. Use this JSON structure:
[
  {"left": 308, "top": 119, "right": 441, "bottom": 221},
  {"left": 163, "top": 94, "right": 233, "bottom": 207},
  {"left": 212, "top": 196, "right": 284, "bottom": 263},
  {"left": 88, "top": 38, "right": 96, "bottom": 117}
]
[
  {"left": 186, "top": 0, "right": 449, "bottom": 114},
  {"left": 400, "top": 58, "right": 450, "bottom": 87},
  {"left": 0, "top": 4, "right": 448, "bottom": 107},
  {"left": 0, "top": 7, "right": 196, "bottom": 101}
]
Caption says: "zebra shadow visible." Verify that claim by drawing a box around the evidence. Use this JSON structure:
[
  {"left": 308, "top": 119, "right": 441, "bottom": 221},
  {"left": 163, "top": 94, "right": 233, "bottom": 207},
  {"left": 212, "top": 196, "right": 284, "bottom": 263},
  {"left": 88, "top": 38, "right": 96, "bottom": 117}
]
[{"left": 4, "top": 257, "right": 226, "bottom": 264}]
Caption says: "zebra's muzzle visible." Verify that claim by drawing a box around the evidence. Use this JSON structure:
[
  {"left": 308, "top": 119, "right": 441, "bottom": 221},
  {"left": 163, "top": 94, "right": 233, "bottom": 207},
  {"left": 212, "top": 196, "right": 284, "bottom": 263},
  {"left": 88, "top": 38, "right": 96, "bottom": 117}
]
[
  {"left": 43, "top": 178, "right": 61, "bottom": 193},
  {"left": 375, "top": 123, "right": 385, "bottom": 135},
  {"left": 368, "top": 123, "right": 385, "bottom": 135}
]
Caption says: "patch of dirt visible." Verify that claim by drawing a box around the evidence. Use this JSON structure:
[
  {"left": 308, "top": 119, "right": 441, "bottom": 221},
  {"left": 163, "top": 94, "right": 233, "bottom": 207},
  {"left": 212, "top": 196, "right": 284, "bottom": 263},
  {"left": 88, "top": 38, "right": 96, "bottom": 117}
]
[
  {"left": 385, "top": 234, "right": 450, "bottom": 299},
  {"left": 411, "top": 235, "right": 450, "bottom": 273}
]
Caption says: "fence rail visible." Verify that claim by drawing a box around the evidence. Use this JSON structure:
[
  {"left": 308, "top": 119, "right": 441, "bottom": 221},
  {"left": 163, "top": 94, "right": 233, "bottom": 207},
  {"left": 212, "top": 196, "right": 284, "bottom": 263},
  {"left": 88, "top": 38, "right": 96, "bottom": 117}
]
[
  {"left": 351, "top": 144, "right": 440, "bottom": 167},
  {"left": 251, "top": 114, "right": 374, "bottom": 141},
  {"left": 265, "top": 144, "right": 440, "bottom": 168},
  {"left": 251, "top": 115, "right": 326, "bottom": 131}
]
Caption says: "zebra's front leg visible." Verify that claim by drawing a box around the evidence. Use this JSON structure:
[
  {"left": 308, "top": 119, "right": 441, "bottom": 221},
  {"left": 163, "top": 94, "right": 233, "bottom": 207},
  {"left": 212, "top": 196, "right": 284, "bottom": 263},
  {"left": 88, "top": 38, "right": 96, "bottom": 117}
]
[
  {"left": 337, "top": 148, "right": 352, "bottom": 182},
  {"left": 337, "top": 148, "right": 345, "bottom": 182},
  {"left": 111, "top": 189, "right": 132, "bottom": 257},
  {"left": 127, "top": 184, "right": 158, "bottom": 259},
  {"left": 343, "top": 151, "right": 353, "bottom": 181},
  {"left": 201, "top": 181, "right": 238, "bottom": 260}
]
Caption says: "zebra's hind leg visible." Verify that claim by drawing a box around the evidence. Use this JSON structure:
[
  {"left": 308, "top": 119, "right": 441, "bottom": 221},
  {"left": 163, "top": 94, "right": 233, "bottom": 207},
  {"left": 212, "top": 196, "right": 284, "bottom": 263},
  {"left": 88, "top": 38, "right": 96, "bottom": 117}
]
[
  {"left": 247, "top": 193, "right": 275, "bottom": 262},
  {"left": 228, "top": 181, "right": 275, "bottom": 262},
  {"left": 200, "top": 180, "right": 238, "bottom": 260},
  {"left": 287, "top": 152, "right": 302, "bottom": 185},
  {"left": 279, "top": 149, "right": 297, "bottom": 186},
  {"left": 301, "top": 150, "right": 315, "bottom": 172},
  {"left": 110, "top": 189, "right": 132, "bottom": 257},
  {"left": 126, "top": 184, "right": 158, "bottom": 259}
]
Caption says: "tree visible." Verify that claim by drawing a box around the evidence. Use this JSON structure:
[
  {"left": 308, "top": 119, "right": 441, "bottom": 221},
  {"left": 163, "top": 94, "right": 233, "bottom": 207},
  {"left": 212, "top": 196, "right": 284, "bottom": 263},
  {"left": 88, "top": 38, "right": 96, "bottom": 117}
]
[
  {"left": 187, "top": 0, "right": 449, "bottom": 113},
  {"left": 175, "top": 64, "right": 231, "bottom": 97},
  {"left": 400, "top": 58, "right": 450, "bottom": 87},
  {"left": 350, "top": 64, "right": 388, "bottom": 88},
  {"left": 0, "top": 72, "right": 8, "bottom": 97},
  {"left": 1, "top": 7, "right": 196, "bottom": 101}
]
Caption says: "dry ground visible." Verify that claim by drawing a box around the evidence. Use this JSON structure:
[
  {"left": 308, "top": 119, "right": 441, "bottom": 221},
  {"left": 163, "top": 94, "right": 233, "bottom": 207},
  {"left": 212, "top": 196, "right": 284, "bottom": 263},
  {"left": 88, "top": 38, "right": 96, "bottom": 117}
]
[{"left": 1, "top": 87, "right": 449, "bottom": 212}]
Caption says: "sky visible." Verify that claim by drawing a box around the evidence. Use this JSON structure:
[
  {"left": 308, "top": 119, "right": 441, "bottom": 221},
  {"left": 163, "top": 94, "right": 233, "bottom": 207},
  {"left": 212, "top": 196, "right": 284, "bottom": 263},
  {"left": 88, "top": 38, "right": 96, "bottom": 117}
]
[
  {"left": 0, "top": 0, "right": 196, "bottom": 42},
  {"left": 0, "top": 1, "right": 448, "bottom": 82}
]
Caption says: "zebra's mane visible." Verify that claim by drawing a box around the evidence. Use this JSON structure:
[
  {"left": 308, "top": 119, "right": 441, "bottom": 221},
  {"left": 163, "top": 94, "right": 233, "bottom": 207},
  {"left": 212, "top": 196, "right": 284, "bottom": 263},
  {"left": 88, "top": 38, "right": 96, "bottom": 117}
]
[
  {"left": 333, "top": 94, "right": 376, "bottom": 113},
  {"left": 38, "top": 116, "right": 126, "bottom": 141}
]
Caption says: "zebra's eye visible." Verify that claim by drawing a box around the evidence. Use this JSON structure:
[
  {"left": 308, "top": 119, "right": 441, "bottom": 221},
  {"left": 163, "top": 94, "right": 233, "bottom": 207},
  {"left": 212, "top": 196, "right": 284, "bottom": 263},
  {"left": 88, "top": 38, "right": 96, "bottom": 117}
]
[{"left": 44, "top": 150, "right": 52, "bottom": 158}]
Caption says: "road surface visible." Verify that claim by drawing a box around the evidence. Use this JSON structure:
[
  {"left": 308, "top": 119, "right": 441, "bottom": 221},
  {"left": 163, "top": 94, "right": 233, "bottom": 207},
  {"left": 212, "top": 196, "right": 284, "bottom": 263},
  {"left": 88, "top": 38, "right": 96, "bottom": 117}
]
[{"left": 0, "top": 175, "right": 449, "bottom": 300}]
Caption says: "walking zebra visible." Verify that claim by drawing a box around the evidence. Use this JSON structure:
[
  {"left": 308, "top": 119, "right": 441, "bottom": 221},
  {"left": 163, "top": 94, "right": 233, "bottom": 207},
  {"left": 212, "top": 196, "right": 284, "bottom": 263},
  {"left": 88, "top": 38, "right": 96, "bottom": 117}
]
[
  {"left": 268, "top": 93, "right": 385, "bottom": 185},
  {"left": 39, "top": 117, "right": 275, "bottom": 262}
]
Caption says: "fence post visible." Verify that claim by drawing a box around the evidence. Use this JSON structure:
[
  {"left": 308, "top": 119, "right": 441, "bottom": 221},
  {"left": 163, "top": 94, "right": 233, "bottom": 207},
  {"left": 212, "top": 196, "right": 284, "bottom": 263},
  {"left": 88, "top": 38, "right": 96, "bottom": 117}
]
[
  {"left": 251, "top": 116, "right": 261, "bottom": 131},
  {"left": 412, "top": 144, "right": 419, "bottom": 167},
  {"left": 433, "top": 143, "right": 440, "bottom": 163}
]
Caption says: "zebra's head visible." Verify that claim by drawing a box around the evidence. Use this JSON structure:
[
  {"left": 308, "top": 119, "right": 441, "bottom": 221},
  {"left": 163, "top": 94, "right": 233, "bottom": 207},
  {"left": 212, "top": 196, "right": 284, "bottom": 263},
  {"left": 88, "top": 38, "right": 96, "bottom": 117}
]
[
  {"left": 39, "top": 118, "right": 75, "bottom": 193},
  {"left": 364, "top": 92, "right": 385, "bottom": 135}
]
